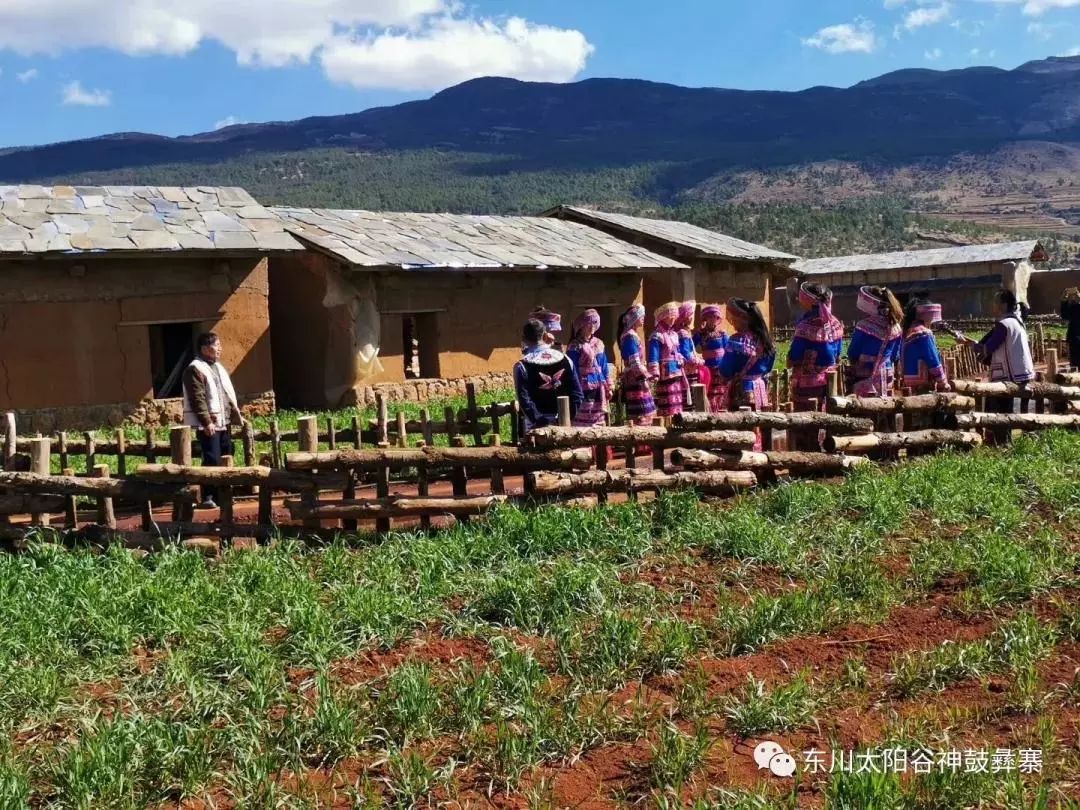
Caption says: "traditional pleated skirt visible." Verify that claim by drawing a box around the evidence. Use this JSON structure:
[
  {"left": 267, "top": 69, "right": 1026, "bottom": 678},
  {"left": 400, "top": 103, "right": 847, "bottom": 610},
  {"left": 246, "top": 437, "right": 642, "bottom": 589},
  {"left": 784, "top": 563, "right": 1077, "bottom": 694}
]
[
  {"left": 654, "top": 375, "right": 688, "bottom": 417},
  {"left": 621, "top": 373, "right": 656, "bottom": 421},
  {"left": 573, "top": 388, "right": 609, "bottom": 427},
  {"left": 729, "top": 377, "right": 770, "bottom": 411},
  {"left": 852, "top": 366, "right": 895, "bottom": 398}
]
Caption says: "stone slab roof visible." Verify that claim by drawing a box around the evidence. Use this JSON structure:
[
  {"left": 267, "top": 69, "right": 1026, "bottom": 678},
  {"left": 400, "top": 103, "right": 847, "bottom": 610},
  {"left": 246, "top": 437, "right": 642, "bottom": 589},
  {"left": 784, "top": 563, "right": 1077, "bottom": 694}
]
[
  {"left": 271, "top": 207, "right": 689, "bottom": 270},
  {"left": 793, "top": 241, "right": 1046, "bottom": 276},
  {"left": 0, "top": 185, "right": 302, "bottom": 256},
  {"left": 544, "top": 205, "right": 798, "bottom": 263}
]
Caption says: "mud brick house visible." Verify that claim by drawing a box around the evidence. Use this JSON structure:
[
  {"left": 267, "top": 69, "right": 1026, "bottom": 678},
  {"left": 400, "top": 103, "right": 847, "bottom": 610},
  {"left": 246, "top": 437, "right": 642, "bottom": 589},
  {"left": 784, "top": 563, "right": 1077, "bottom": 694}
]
[
  {"left": 542, "top": 206, "right": 799, "bottom": 329},
  {"left": 783, "top": 241, "right": 1049, "bottom": 324},
  {"left": 0, "top": 185, "right": 301, "bottom": 430},
  {"left": 268, "top": 208, "right": 684, "bottom": 408}
]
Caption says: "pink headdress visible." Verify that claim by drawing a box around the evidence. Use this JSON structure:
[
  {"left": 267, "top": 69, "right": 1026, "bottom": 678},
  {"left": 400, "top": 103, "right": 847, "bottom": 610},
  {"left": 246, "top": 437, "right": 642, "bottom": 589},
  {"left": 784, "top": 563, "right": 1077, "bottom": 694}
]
[
  {"left": 655, "top": 301, "right": 680, "bottom": 324},
  {"left": 530, "top": 306, "right": 562, "bottom": 333},
  {"left": 678, "top": 300, "right": 697, "bottom": 321},
  {"left": 916, "top": 302, "right": 942, "bottom": 324},
  {"left": 800, "top": 281, "right": 836, "bottom": 324},
  {"left": 701, "top": 304, "right": 722, "bottom": 319},
  {"left": 573, "top": 308, "right": 601, "bottom": 337},
  {"left": 857, "top": 286, "right": 884, "bottom": 317},
  {"left": 620, "top": 304, "right": 646, "bottom": 333}
]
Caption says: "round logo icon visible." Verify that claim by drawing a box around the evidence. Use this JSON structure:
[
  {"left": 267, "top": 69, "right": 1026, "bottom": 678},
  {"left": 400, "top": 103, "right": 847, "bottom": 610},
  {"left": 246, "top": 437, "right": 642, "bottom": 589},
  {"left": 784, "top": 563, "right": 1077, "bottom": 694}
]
[
  {"left": 769, "top": 752, "right": 798, "bottom": 778},
  {"left": 752, "top": 741, "right": 797, "bottom": 778},
  {"left": 753, "top": 741, "right": 785, "bottom": 769}
]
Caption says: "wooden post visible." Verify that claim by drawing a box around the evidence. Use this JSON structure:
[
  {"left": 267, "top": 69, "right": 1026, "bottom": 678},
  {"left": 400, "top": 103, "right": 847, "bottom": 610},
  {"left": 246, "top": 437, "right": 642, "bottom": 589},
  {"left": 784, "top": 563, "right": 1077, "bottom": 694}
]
[
  {"left": 451, "top": 456, "right": 469, "bottom": 524},
  {"left": 144, "top": 427, "right": 156, "bottom": 465},
  {"left": 258, "top": 482, "right": 274, "bottom": 537},
  {"left": 396, "top": 411, "right": 408, "bottom": 449},
  {"left": 2, "top": 412, "right": 15, "bottom": 470},
  {"left": 326, "top": 416, "right": 337, "bottom": 451},
  {"left": 85, "top": 431, "right": 96, "bottom": 473},
  {"left": 93, "top": 464, "right": 116, "bottom": 530},
  {"left": 376, "top": 461, "right": 391, "bottom": 534},
  {"left": 691, "top": 384, "right": 708, "bottom": 414},
  {"left": 466, "top": 382, "right": 483, "bottom": 446},
  {"left": 29, "top": 438, "right": 51, "bottom": 526},
  {"left": 351, "top": 413, "right": 363, "bottom": 449},
  {"left": 491, "top": 407, "right": 501, "bottom": 444},
  {"left": 826, "top": 371, "right": 839, "bottom": 399},
  {"left": 341, "top": 468, "right": 358, "bottom": 533},
  {"left": 416, "top": 462, "right": 431, "bottom": 531},
  {"left": 445, "top": 406, "right": 458, "bottom": 444},
  {"left": 115, "top": 429, "right": 127, "bottom": 478},
  {"left": 1046, "top": 348, "right": 1060, "bottom": 378},
  {"left": 270, "top": 419, "right": 282, "bottom": 468},
  {"left": 57, "top": 431, "right": 69, "bottom": 472},
  {"left": 557, "top": 396, "right": 572, "bottom": 427},
  {"left": 170, "top": 426, "right": 193, "bottom": 521},
  {"left": 420, "top": 408, "right": 433, "bottom": 447},
  {"left": 376, "top": 394, "right": 389, "bottom": 447},
  {"left": 242, "top": 421, "right": 255, "bottom": 467},
  {"left": 297, "top": 415, "right": 318, "bottom": 453},
  {"left": 945, "top": 356, "right": 958, "bottom": 383},
  {"left": 489, "top": 434, "right": 505, "bottom": 495},
  {"left": 219, "top": 455, "right": 235, "bottom": 540},
  {"left": 510, "top": 400, "right": 521, "bottom": 446},
  {"left": 61, "top": 467, "right": 78, "bottom": 528}
]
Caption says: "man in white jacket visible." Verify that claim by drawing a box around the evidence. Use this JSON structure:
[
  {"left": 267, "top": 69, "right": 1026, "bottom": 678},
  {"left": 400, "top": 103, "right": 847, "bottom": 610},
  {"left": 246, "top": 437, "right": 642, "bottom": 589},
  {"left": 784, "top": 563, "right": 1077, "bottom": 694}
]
[{"left": 182, "top": 332, "right": 245, "bottom": 509}]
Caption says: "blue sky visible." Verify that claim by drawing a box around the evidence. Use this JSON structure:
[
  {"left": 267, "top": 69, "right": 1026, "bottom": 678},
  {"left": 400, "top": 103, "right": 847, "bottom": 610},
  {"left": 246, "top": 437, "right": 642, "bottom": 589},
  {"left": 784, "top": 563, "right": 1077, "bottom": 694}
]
[{"left": 0, "top": 0, "right": 1077, "bottom": 148}]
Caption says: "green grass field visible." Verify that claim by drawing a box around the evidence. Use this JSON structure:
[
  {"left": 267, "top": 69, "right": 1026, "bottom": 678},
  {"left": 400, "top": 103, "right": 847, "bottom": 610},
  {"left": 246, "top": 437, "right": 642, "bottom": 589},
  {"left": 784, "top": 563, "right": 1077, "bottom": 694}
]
[{"left": 4, "top": 431, "right": 1080, "bottom": 806}]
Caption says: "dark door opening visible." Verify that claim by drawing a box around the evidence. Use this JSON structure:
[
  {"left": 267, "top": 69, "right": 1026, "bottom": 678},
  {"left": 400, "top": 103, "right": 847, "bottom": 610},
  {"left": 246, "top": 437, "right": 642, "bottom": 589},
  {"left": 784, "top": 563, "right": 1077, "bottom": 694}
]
[
  {"left": 402, "top": 313, "right": 441, "bottom": 379},
  {"left": 149, "top": 322, "right": 196, "bottom": 398}
]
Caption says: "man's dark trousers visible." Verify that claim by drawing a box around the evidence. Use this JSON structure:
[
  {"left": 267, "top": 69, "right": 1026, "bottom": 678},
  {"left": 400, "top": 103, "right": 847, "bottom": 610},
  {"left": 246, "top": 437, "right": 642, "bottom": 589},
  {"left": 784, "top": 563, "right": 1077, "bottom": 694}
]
[{"left": 198, "top": 429, "right": 233, "bottom": 503}]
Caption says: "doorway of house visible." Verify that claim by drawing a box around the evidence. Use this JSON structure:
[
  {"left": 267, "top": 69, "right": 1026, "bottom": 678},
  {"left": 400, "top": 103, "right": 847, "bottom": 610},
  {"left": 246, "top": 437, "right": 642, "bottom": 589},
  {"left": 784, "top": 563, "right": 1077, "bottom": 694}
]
[
  {"left": 402, "top": 313, "right": 441, "bottom": 379},
  {"left": 149, "top": 322, "right": 196, "bottom": 398}
]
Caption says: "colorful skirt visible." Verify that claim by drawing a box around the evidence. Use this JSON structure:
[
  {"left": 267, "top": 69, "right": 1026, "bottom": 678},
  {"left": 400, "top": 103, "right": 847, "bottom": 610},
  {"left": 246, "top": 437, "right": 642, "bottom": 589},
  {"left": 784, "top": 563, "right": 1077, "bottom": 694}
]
[
  {"left": 852, "top": 366, "right": 895, "bottom": 398},
  {"left": 573, "top": 387, "right": 609, "bottom": 427},
  {"left": 654, "top": 375, "right": 688, "bottom": 417},
  {"left": 791, "top": 376, "right": 828, "bottom": 412},
  {"left": 729, "top": 377, "right": 770, "bottom": 411},
  {"left": 620, "top": 372, "right": 656, "bottom": 421}
]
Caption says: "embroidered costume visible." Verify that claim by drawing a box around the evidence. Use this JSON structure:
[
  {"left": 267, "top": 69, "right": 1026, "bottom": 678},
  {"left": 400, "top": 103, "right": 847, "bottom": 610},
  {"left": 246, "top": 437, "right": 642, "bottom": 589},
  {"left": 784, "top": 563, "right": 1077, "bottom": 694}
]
[
  {"left": 694, "top": 303, "right": 728, "bottom": 411},
  {"left": 787, "top": 284, "right": 844, "bottom": 411},
  {"left": 975, "top": 311, "right": 1035, "bottom": 384},
  {"left": 513, "top": 344, "right": 583, "bottom": 432},
  {"left": 677, "top": 300, "right": 703, "bottom": 403},
  {"left": 719, "top": 332, "right": 774, "bottom": 411},
  {"left": 647, "top": 301, "right": 688, "bottom": 417},
  {"left": 902, "top": 302, "right": 948, "bottom": 393},
  {"left": 567, "top": 309, "right": 615, "bottom": 427},
  {"left": 847, "top": 287, "right": 902, "bottom": 397},
  {"left": 618, "top": 304, "right": 657, "bottom": 424}
]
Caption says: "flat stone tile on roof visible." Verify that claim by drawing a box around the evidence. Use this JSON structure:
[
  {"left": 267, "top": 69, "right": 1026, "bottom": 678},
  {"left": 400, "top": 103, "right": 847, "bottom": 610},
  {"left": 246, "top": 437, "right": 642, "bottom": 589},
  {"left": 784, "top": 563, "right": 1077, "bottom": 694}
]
[
  {"left": 0, "top": 186, "right": 303, "bottom": 257},
  {"left": 271, "top": 207, "right": 689, "bottom": 271},
  {"left": 793, "top": 241, "right": 1044, "bottom": 276},
  {"left": 547, "top": 205, "right": 798, "bottom": 262}
]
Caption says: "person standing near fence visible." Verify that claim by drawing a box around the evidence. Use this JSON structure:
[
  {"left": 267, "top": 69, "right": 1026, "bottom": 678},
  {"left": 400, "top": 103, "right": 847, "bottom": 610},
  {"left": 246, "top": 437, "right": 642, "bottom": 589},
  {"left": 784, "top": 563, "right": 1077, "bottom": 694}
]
[
  {"left": 648, "top": 301, "right": 689, "bottom": 421},
  {"left": 715, "top": 298, "right": 775, "bottom": 450},
  {"left": 901, "top": 298, "right": 949, "bottom": 394},
  {"left": 787, "top": 282, "right": 844, "bottom": 411},
  {"left": 847, "top": 286, "right": 904, "bottom": 397},
  {"left": 183, "top": 332, "right": 245, "bottom": 510},
  {"left": 962, "top": 289, "right": 1034, "bottom": 413},
  {"left": 617, "top": 304, "right": 657, "bottom": 427},
  {"left": 514, "top": 319, "right": 583, "bottom": 432},
  {"left": 529, "top": 306, "right": 564, "bottom": 352},
  {"left": 567, "top": 309, "right": 614, "bottom": 427},
  {"left": 676, "top": 300, "right": 704, "bottom": 405},
  {"left": 1061, "top": 287, "right": 1080, "bottom": 371},
  {"left": 694, "top": 304, "right": 728, "bottom": 411}
]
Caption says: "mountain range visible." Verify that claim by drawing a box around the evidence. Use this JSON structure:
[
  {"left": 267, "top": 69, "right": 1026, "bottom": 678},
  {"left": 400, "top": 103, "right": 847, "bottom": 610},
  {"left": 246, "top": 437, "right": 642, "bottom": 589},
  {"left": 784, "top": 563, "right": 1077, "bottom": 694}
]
[{"left": 3, "top": 55, "right": 1080, "bottom": 245}]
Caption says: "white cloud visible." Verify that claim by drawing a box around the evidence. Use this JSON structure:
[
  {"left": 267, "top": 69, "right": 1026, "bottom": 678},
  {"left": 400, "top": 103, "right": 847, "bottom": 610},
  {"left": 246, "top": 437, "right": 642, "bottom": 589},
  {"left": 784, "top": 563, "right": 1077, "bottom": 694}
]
[
  {"left": 1066, "top": 45, "right": 1080, "bottom": 54},
  {"left": 975, "top": 0, "right": 1080, "bottom": 15},
  {"left": 214, "top": 115, "right": 247, "bottom": 129},
  {"left": 802, "top": 19, "right": 878, "bottom": 54},
  {"left": 0, "top": 1, "right": 594, "bottom": 90},
  {"left": 61, "top": 80, "right": 110, "bottom": 106},
  {"left": 968, "top": 46, "right": 998, "bottom": 59},
  {"left": 925, "top": 47, "right": 944, "bottom": 59},
  {"left": 321, "top": 16, "right": 594, "bottom": 90},
  {"left": 897, "top": 2, "right": 952, "bottom": 34},
  {"left": 16, "top": 67, "right": 38, "bottom": 82}
]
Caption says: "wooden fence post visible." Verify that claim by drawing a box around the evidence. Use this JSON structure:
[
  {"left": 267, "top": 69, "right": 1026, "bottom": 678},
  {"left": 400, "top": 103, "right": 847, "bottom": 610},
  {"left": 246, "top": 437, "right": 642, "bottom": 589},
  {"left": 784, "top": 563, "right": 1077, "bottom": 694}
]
[
  {"left": 241, "top": 421, "right": 255, "bottom": 467},
  {"left": 220, "top": 455, "right": 235, "bottom": 541},
  {"left": 269, "top": 419, "right": 282, "bottom": 468},
  {"left": 116, "top": 429, "right": 127, "bottom": 478},
  {"left": 467, "top": 382, "right": 483, "bottom": 446},
  {"left": 29, "top": 437, "right": 51, "bottom": 526},
  {"left": 376, "top": 394, "right": 389, "bottom": 447},
  {"left": 376, "top": 460, "right": 391, "bottom": 534},
  {"left": 85, "top": 431, "right": 96, "bottom": 472},
  {"left": 420, "top": 408, "right": 433, "bottom": 447},
  {"left": 510, "top": 400, "right": 521, "bottom": 446},
  {"left": 61, "top": 467, "right": 78, "bottom": 528},
  {"left": 396, "top": 411, "right": 408, "bottom": 449},
  {"left": 326, "top": 416, "right": 337, "bottom": 451},
  {"left": 1046, "top": 348, "right": 1059, "bottom": 378},
  {"left": 352, "top": 413, "right": 363, "bottom": 449},
  {"left": 557, "top": 396, "right": 572, "bottom": 427},
  {"left": 445, "top": 406, "right": 458, "bottom": 444},
  {"left": 297, "top": 416, "right": 321, "bottom": 533},
  {"left": 170, "top": 426, "right": 193, "bottom": 521},
  {"left": 2, "top": 412, "right": 15, "bottom": 470},
  {"left": 93, "top": 464, "right": 116, "bottom": 530},
  {"left": 691, "top": 384, "right": 708, "bottom": 414}
]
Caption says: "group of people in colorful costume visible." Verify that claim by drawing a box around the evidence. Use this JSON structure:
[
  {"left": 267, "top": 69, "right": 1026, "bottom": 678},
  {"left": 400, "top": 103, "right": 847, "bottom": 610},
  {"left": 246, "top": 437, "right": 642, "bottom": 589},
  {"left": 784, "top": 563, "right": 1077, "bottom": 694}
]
[{"left": 513, "top": 282, "right": 1034, "bottom": 433}]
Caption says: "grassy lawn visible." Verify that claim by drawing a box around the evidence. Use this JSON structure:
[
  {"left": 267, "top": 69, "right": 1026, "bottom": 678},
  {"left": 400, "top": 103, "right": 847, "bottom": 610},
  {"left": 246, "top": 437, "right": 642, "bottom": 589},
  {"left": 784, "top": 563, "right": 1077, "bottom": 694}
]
[{"left": 4, "top": 431, "right": 1080, "bottom": 806}]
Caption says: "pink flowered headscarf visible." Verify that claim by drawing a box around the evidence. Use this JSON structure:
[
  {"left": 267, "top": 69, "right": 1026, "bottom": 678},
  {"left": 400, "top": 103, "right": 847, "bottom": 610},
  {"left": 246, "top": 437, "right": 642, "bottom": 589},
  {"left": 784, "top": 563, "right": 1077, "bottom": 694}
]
[
  {"left": 701, "top": 304, "right": 722, "bottom": 319},
  {"left": 620, "top": 304, "right": 646, "bottom": 333},
  {"left": 573, "top": 309, "right": 601, "bottom": 339},
  {"left": 916, "top": 303, "right": 943, "bottom": 324}
]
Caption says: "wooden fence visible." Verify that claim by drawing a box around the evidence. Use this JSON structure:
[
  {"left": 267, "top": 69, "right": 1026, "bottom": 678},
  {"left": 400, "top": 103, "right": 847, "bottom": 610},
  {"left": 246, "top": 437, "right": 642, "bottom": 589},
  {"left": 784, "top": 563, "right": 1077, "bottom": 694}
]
[{"left": 1, "top": 375, "right": 1080, "bottom": 552}]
